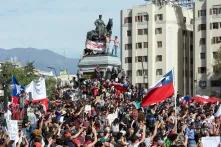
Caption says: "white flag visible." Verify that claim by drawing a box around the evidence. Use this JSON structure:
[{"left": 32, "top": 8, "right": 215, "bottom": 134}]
[
  {"left": 214, "top": 105, "right": 221, "bottom": 117},
  {"left": 25, "top": 77, "right": 47, "bottom": 100}
]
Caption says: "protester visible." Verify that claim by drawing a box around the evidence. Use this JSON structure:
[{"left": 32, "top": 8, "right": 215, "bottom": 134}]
[{"left": 1, "top": 66, "right": 221, "bottom": 147}]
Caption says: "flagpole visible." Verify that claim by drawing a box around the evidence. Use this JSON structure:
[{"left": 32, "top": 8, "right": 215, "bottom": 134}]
[{"left": 172, "top": 68, "right": 177, "bottom": 133}]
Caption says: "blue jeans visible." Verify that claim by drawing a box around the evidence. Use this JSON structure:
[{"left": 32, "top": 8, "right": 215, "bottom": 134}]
[
  {"left": 188, "top": 140, "right": 196, "bottom": 147},
  {"left": 112, "top": 45, "right": 117, "bottom": 56}
]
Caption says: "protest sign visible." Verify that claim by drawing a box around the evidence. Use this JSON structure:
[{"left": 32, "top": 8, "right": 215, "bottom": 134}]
[
  {"left": 6, "top": 120, "right": 18, "bottom": 141},
  {"left": 201, "top": 136, "right": 221, "bottom": 147},
  {"left": 85, "top": 105, "right": 91, "bottom": 113}
]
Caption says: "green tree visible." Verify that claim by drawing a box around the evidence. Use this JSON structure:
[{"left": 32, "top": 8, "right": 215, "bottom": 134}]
[
  {"left": 45, "top": 77, "right": 57, "bottom": 100},
  {"left": 0, "top": 61, "right": 57, "bottom": 101}
]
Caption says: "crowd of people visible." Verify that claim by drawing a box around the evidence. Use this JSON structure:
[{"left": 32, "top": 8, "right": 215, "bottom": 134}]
[{"left": 0, "top": 67, "right": 221, "bottom": 147}]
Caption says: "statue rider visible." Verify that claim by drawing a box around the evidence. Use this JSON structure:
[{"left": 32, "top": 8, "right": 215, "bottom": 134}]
[{"left": 94, "top": 15, "right": 106, "bottom": 38}]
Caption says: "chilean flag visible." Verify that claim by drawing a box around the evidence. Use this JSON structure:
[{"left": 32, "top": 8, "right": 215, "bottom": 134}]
[
  {"left": 191, "top": 95, "right": 221, "bottom": 104},
  {"left": 11, "top": 76, "right": 24, "bottom": 105},
  {"left": 142, "top": 70, "right": 174, "bottom": 107},
  {"left": 110, "top": 83, "right": 128, "bottom": 93}
]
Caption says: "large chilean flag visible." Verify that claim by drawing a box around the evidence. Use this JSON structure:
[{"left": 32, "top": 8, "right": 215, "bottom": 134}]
[{"left": 142, "top": 70, "right": 174, "bottom": 107}]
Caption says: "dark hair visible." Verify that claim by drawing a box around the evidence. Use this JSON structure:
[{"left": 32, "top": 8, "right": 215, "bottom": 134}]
[{"left": 130, "top": 135, "right": 138, "bottom": 143}]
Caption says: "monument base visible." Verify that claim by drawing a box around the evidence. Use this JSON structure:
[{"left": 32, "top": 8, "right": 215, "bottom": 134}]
[{"left": 78, "top": 55, "right": 121, "bottom": 79}]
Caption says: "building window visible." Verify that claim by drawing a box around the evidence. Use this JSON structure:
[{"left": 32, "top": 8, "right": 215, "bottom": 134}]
[
  {"left": 127, "top": 30, "right": 131, "bottom": 36},
  {"left": 124, "top": 17, "right": 132, "bottom": 24},
  {"left": 156, "top": 55, "right": 162, "bottom": 62},
  {"left": 136, "top": 70, "right": 143, "bottom": 76},
  {"left": 199, "top": 80, "right": 207, "bottom": 89},
  {"left": 198, "top": 67, "right": 206, "bottom": 74},
  {"left": 210, "top": 22, "right": 219, "bottom": 29},
  {"left": 199, "top": 38, "right": 206, "bottom": 45},
  {"left": 157, "top": 41, "right": 162, "bottom": 48},
  {"left": 135, "top": 56, "right": 143, "bottom": 62},
  {"left": 143, "top": 56, "right": 148, "bottom": 62},
  {"left": 198, "top": 10, "right": 206, "bottom": 17},
  {"left": 155, "top": 28, "right": 162, "bottom": 34},
  {"left": 183, "top": 17, "right": 186, "bottom": 23},
  {"left": 135, "top": 15, "right": 143, "bottom": 22},
  {"left": 155, "top": 14, "right": 163, "bottom": 21},
  {"left": 200, "top": 53, "right": 206, "bottom": 59},
  {"left": 143, "top": 42, "right": 148, "bottom": 48},
  {"left": 212, "top": 36, "right": 221, "bottom": 44},
  {"left": 125, "top": 44, "right": 132, "bottom": 50},
  {"left": 125, "top": 57, "right": 132, "bottom": 63},
  {"left": 213, "top": 65, "right": 219, "bottom": 73},
  {"left": 156, "top": 69, "right": 163, "bottom": 76},
  {"left": 126, "top": 70, "right": 132, "bottom": 76},
  {"left": 143, "top": 14, "right": 149, "bottom": 21},
  {"left": 136, "top": 42, "right": 142, "bottom": 49},
  {"left": 198, "top": 24, "right": 206, "bottom": 31},
  {"left": 211, "top": 80, "right": 221, "bottom": 87},
  {"left": 143, "top": 29, "right": 148, "bottom": 35},
  {"left": 135, "top": 56, "right": 148, "bottom": 62},
  {"left": 143, "top": 69, "right": 148, "bottom": 76},
  {"left": 213, "top": 52, "right": 218, "bottom": 59},
  {"left": 190, "top": 19, "right": 194, "bottom": 24},
  {"left": 137, "top": 29, "right": 143, "bottom": 35},
  {"left": 136, "top": 83, "right": 148, "bottom": 88},
  {"left": 137, "top": 29, "right": 148, "bottom": 35},
  {"left": 210, "top": 7, "right": 221, "bottom": 15}
]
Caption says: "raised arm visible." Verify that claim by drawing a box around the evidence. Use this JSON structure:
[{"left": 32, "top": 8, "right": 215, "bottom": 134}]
[
  {"left": 138, "top": 121, "right": 146, "bottom": 144},
  {"left": 75, "top": 106, "right": 84, "bottom": 116},
  {"left": 87, "top": 124, "right": 98, "bottom": 147},
  {"left": 151, "top": 121, "right": 160, "bottom": 140},
  {"left": 71, "top": 127, "right": 85, "bottom": 139}
]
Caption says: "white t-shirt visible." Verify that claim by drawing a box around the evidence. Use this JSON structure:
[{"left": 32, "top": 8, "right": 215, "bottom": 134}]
[
  {"left": 144, "top": 137, "right": 152, "bottom": 147},
  {"left": 128, "top": 142, "right": 140, "bottom": 147},
  {"left": 112, "top": 124, "right": 119, "bottom": 133},
  {"left": 4, "top": 110, "right": 12, "bottom": 120}
]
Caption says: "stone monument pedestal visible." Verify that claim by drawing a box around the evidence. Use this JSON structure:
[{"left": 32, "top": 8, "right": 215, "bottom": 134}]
[{"left": 78, "top": 55, "right": 121, "bottom": 79}]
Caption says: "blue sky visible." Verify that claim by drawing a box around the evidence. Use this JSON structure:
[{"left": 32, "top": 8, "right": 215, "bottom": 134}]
[{"left": 0, "top": 0, "right": 145, "bottom": 58}]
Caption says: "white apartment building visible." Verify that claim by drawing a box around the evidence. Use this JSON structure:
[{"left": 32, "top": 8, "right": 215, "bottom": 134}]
[
  {"left": 194, "top": 0, "right": 221, "bottom": 96},
  {"left": 121, "top": 1, "right": 194, "bottom": 95}
]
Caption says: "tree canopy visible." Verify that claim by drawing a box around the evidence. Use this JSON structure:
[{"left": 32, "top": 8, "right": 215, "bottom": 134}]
[{"left": 0, "top": 62, "right": 57, "bottom": 99}]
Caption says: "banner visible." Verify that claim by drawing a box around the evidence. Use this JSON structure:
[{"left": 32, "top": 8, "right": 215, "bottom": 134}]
[
  {"left": 86, "top": 40, "right": 105, "bottom": 51},
  {"left": 201, "top": 136, "right": 220, "bottom": 147},
  {"left": 25, "top": 78, "right": 46, "bottom": 100},
  {"left": 25, "top": 78, "right": 48, "bottom": 110},
  {"left": 6, "top": 120, "right": 18, "bottom": 141}
]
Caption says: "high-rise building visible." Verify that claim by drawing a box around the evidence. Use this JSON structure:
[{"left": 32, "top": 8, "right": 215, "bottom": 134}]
[
  {"left": 194, "top": 0, "right": 221, "bottom": 96},
  {"left": 121, "top": 1, "right": 194, "bottom": 95}
]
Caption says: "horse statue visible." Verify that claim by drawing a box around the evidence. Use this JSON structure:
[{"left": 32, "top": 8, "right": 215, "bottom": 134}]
[
  {"left": 106, "top": 18, "right": 113, "bottom": 37},
  {"left": 86, "top": 17, "right": 113, "bottom": 42}
]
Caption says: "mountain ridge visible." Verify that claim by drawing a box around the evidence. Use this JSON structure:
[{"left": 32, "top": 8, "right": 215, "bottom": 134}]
[{"left": 0, "top": 48, "right": 79, "bottom": 74}]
